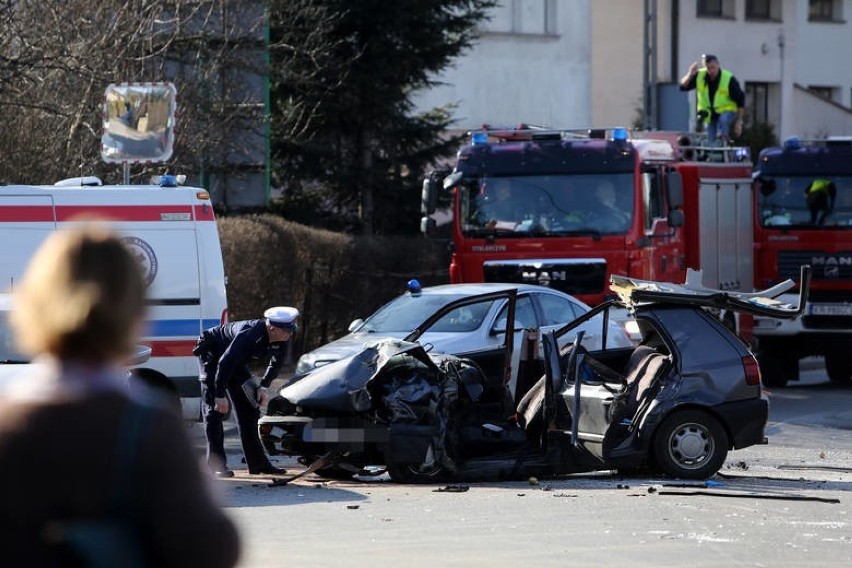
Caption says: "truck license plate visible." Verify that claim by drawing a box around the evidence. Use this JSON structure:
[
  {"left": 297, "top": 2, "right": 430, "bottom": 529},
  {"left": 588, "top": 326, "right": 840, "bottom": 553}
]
[{"left": 810, "top": 304, "right": 852, "bottom": 316}]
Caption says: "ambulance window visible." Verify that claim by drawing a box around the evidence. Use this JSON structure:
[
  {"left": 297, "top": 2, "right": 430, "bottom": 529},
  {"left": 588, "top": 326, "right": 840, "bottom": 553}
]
[{"left": 642, "top": 171, "right": 664, "bottom": 229}]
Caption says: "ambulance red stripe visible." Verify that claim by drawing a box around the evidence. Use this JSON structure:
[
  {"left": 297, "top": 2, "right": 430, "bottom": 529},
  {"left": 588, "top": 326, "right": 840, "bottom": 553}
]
[
  {"left": 148, "top": 340, "right": 196, "bottom": 358},
  {"left": 0, "top": 205, "right": 215, "bottom": 223},
  {"left": 0, "top": 206, "right": 55, "bottom": 222},
  {"left": 57, "top": 205, "right": 194, "bottom": 222}
]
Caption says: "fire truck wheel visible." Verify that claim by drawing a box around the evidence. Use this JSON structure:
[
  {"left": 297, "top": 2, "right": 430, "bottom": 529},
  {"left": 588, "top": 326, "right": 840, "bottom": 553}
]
[
  {"left": 757, "top": 347, "right": 797, "bottom": 388},
  {"left": 825, "top": 353, "right": 852, "bottom": 384}
]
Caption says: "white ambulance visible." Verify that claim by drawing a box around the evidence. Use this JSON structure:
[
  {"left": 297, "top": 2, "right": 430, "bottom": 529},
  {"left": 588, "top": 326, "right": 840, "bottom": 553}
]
[{"left": 0, "top": 176, "right": 228, "bottom": 420}]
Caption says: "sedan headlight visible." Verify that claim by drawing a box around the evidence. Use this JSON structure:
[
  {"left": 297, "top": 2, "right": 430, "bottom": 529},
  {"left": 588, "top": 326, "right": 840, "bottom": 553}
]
[
  {"left": 295, "top": 354, "right": 317, "bottom": 375},
  {"left": 295, "top": 353, "right": 336, "bottom": 375}
]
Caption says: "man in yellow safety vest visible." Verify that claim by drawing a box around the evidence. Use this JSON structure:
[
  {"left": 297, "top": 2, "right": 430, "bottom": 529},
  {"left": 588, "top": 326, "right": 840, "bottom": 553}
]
[
  {"left": 679, "top": 54, "right": 745, "bottom": 146},
  {"left": 805, "top": 178, "right": 837, "bottom": 226}
]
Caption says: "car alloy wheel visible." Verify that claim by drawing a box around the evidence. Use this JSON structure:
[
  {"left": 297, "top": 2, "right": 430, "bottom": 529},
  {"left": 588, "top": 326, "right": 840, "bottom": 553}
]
[{"left": 653, "top": 409, "right": 728, "bottom": 479}]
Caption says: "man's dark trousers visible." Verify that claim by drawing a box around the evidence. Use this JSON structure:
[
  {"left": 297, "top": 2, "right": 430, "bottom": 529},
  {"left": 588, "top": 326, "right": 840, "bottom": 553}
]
[{"left": 200, "top": 360, "right": 271, "bottom": 471}]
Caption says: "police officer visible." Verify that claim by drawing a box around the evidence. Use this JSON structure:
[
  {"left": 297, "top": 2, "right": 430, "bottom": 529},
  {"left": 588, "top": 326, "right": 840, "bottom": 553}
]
[{"left": 194, "top": 306, "right": 299, "bottom": 477}]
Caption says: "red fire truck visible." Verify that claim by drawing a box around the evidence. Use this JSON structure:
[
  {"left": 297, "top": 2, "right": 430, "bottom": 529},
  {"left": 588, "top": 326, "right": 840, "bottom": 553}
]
[
  {"left": 750, "top": 137, "right": 852, "bottom": 386},
  {"left": 421, "top": 125, "right": 754, "bottom": 342}
]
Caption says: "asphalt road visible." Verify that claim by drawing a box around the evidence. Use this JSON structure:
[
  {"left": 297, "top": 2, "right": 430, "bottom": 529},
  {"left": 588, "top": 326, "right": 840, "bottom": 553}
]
[{"left": 199, "top": 365, "right": 852, "bottom": 568}]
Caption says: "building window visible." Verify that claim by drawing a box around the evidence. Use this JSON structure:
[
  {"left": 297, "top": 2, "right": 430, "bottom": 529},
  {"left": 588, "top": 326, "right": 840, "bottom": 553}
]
[
  {"left": 486, "top": 0, "right": 557, "bottom": 35},
  {"left": 808, "top": 85, "right": 838, "bottom": 102},
  {"left": 809, "top": 0, "right": 843, "bottom": 22},
  {"left": 544, "top": 0, "right": 557, "bottom": 35},
  {"left": 745, "top": 82, "right": 769, "bottom": 126},
  {"left": 698, "top": 0, "right": 735, "bottom": 18},
  {"left": 746, "top": 0, "right": 782, "bottom": 21}
]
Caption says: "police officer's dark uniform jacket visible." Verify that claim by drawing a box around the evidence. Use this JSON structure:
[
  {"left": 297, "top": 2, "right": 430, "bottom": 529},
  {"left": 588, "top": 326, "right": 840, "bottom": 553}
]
[
  {"left": 195, "top": 319, "right": 286, "bottom": 394},
  {"left": 194, "top": 319, "right": 287, "bottom": 474}
]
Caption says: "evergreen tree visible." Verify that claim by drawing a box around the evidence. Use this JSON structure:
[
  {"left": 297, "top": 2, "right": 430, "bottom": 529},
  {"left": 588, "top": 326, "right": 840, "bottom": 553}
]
[{"left": 269, "top": 0, "right": 496, "bottom": 234}]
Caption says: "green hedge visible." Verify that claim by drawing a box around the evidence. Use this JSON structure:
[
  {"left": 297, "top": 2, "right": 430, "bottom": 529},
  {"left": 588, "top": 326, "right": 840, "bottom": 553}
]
[{"left": 218, "top": 214, "right": 451, "bottom": 361}]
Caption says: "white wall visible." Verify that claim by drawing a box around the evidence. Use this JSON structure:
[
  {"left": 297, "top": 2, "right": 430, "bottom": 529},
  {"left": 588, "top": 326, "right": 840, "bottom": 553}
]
[
  {"left": 791, "top": 85, "right": 852, "bottom": 139},
  {"left": 590, "top": 0, "right": 644, "bottom": 127},
  {"left": 794, "top": 0, "right": 852, "bottom": 107},
  {"left": 411, "top": 0, "right": 591, "bottom": 130}
]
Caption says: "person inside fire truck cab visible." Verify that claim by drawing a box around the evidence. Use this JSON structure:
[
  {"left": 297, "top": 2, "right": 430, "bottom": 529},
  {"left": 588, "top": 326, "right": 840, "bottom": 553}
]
[
  {"left": 805, "top": 178, "right": 837, "bottom": 226},
  {"left": 476, "top": 178, "right": 535, "bottom": 231},
  {"left": 679, "top": 54, "right": 745, "bottom": 146},
  {"left": 588, "top": 180, "right": 631, "bottom": 231}
]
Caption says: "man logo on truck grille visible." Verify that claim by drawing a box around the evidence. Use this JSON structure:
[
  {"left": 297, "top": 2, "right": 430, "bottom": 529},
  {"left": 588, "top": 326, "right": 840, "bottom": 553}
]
[
  {"left": 122, "top": 236, "right": 158, "bottom": 287},
  {"left": 811, "top": 255, "right": 851, "bottom": 279}
]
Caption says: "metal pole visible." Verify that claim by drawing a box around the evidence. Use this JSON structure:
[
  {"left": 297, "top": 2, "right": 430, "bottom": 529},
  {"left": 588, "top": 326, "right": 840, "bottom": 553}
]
[
  {"left": 777, "top": 28, "right": 785, "bottom": 139},
  {"left": 123, "top": 162, "right": 130, "bottom": 185},
  {"left": 650, "top": 0, "right": 658, "bottom": 130},
  {"left": 643, "top": 0, "right": 650, "bottom": 130}
]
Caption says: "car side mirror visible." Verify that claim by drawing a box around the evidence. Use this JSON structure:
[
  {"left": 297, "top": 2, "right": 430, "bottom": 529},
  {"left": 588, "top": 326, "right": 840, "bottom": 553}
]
[
  {"left": 443, "top": 171, "right": 463, "bottom": 190},
  {"left": 665, "top": 172, "right": 684, "bottom": 208},
  {"left": 667, "top": 208, "right": 684, "bottom": 228},
  {"left": 348, "top": 319, "right": 365, "bottom": 332},
  {"left": 128, "top": 344, "right": 153, "bottom": 366},
  {"left": 421, "top": 216, "right": 436, "bottom": 236}
]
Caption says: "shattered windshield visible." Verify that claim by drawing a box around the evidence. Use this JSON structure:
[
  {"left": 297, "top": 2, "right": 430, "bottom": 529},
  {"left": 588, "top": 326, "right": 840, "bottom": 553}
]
[
  {"left": 360, "top": 294, "right": 493, "bottom": 334},
  {"left": 756, "top": 175, "right": 852, "bottom": 229},
  {"left": 460, "top": 173, "right": 634, "bottom": 237}
]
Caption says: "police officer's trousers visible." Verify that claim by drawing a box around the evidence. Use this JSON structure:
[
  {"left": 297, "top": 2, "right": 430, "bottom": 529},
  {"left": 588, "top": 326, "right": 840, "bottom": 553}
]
[{"left": 200, "top": 360, "right": 273, "bottom": 472}]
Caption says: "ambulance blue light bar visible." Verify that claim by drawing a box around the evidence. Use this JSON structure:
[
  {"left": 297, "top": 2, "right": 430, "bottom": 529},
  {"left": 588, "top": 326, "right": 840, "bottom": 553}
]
[{"left": 151, "top": 174, "right": 187, "bottom": 187}]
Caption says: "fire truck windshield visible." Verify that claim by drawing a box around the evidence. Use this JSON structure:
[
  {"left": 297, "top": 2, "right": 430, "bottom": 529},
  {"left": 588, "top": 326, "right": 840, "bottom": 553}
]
[
  {"left": 756, "top": 175, "right": 852, "bottom": 229},
  {"left": 460, "top": 173, "right": 634, "bottom": 237}
]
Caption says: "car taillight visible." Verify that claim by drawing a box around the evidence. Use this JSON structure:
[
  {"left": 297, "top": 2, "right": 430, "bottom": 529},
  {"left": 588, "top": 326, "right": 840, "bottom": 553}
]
[{"left": 742, "top": 355, "right": 761, "bottom": 386}]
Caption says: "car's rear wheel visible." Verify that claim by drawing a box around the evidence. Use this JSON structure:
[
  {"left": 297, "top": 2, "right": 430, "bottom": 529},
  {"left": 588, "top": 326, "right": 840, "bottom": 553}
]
[
  {"left": 825, "top": 353, "right": 852, "bottom": 384},
  {"left": 652, "top": 410, "right": 728, "bottom": 479}
]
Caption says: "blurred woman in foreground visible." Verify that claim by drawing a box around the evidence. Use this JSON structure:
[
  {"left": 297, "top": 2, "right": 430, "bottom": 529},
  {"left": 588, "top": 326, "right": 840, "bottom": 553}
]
[{"left": 0, "top": 223, "right": 240, "bottom": 567}]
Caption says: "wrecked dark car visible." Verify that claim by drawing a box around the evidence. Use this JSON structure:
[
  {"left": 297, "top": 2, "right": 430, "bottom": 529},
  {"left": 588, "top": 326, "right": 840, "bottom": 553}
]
[{"left": 259, "top": 269, "right": 810, "bottom": 482}]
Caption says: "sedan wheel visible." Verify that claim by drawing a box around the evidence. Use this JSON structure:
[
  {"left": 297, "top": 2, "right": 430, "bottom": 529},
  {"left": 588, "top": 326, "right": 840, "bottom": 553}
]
[
  {"left": 653, "top": 410, "right": 728, "bottom": 479},
  {"left": 386, "top": 461, "right": 446, "bottom": 484},
  {"left": 386, "top": 443, "right": 447, "bottom": 483}
]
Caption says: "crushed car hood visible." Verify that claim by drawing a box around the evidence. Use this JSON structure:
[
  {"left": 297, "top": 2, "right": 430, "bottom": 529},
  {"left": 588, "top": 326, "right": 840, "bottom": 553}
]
[{"left": 280, "top": 338, "right": 446, "bottom": 413}]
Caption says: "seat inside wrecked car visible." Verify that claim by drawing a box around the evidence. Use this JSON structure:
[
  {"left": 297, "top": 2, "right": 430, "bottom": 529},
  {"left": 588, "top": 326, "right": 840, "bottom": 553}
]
[{"left": 514, "top": 342, "right": 670, "bottom": 439}]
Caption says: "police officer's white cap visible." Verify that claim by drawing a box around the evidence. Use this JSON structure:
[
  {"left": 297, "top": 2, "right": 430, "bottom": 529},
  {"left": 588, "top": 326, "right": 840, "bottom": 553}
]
[{"left": 264, "top": 306, "right": 300, "bottom": 330}]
